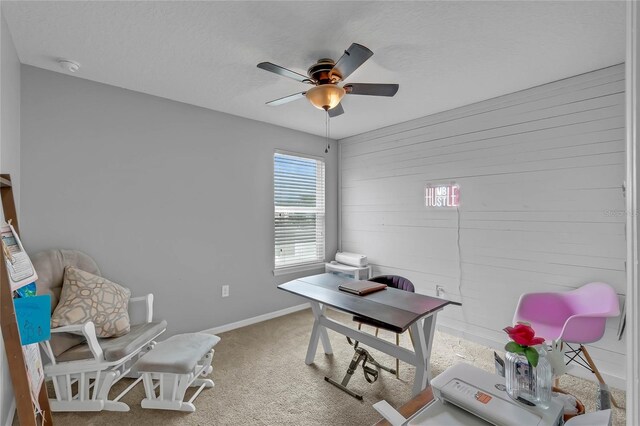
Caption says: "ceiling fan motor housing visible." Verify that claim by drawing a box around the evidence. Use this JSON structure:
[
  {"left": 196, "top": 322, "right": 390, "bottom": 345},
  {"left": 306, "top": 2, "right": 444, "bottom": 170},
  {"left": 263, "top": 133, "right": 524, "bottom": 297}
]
[{"left": 308, "top": 59, "right": 342, "bottom": 84}]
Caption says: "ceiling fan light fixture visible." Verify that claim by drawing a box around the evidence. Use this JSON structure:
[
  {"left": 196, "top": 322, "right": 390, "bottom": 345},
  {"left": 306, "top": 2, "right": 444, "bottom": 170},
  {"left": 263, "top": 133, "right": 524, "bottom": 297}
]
[{"left": 305, "top": 85, "right": 345, "bottom": 111}]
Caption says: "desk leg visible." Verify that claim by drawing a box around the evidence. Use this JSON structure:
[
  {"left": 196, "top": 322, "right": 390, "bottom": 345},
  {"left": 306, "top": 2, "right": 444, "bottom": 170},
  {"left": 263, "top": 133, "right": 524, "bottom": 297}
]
[
  {"left": 318, "top": 304, "right": 333, "bottom": 355},
  {"left": 422, "top": 313, "right": 437, "bottom": 386},
  {"left": 411, "top": 313, "right": 438, "bottom": 396},
  {"left": 305, "top": 302, "right": 333, "bottom": 365},
  {"left": 410, "top": 320, "right": 428, "bottom": 396}
]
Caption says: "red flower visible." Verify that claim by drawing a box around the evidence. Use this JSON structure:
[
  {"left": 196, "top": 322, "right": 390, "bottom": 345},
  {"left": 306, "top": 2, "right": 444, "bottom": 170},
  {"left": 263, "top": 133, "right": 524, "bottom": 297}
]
[{"left": 504, "top": 323, "right": 545, "bottom": 347}]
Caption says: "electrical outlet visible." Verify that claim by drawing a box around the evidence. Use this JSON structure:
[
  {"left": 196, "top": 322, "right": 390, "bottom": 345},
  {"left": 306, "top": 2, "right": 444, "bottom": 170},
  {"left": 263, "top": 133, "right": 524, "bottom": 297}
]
[
  {"left": 436, "top": 285, "right": 445, "bottom": 297},
  {"left": 221, "top": 285, "right": 229, "bottom": 298}
]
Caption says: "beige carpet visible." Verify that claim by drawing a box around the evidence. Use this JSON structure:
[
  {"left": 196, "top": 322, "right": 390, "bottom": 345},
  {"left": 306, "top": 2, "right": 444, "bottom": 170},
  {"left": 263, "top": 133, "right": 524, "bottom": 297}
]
[{"left": 44, "top": 308, "right": 626, "bottom": 425}]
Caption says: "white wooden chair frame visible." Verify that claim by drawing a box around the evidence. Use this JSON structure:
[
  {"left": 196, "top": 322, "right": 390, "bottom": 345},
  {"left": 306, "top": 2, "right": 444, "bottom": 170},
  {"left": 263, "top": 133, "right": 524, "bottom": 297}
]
[
  {"left": 40, "top": 294, "right": 164, "bottom": 412},
  {"left": 139, "top": 349, "right": 215, "bottom": 412}
]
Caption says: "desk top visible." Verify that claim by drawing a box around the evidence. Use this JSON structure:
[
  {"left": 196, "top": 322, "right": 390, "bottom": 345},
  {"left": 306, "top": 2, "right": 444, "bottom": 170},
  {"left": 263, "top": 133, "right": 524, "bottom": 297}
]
[{"left": 278, "top": 273, "right": 460, "bottom": 333}]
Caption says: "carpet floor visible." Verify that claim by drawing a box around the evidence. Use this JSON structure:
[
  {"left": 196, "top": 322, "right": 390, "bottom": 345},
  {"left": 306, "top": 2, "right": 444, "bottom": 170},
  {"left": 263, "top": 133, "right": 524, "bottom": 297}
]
[{"left": 45, "top": 308, "right": 626, "bottom": 425}]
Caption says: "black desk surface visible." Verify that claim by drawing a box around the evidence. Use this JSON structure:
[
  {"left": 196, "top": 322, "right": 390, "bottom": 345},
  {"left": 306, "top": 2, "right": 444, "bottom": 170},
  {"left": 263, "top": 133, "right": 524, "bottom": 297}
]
[{"left": 278, "top": 273, "right": 460, "bottom": 333}]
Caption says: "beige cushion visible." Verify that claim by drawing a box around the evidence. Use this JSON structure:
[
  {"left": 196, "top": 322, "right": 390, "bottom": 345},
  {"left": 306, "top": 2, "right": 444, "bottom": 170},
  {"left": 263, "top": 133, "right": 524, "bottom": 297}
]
[
  {"left": 134, "top": 333, "right": 220, "bottom": 374},
  {"left": 57, "top": 320, "right": 168, "bottom": 363},
  {"left": 33, "top": 249, "right": 102, "bottom": 356},
  {"left": 51, "top": 266, "right": 131, "bottom": 338},
  {"left": 33, "top": 249, "right": 101, "bottom": 311}
]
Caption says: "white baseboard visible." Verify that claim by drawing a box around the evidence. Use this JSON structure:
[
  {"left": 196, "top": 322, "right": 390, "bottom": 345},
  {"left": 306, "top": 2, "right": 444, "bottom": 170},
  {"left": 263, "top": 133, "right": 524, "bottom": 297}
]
[
  {"left": 4, "top": 399, "right": 15, "bottom": 426},
  {"left": 437, "top": 324, "right": 626, "bottom": 391},
  {"left": 201, "top": 303, "right": 310, "bottom": 335}
]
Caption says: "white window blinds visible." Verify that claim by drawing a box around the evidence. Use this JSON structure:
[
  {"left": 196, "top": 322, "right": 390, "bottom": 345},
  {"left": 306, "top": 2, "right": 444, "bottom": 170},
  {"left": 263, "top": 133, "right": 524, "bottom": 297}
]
[{"left": 274, "top": 152, "right": 326, "bottom": 269}]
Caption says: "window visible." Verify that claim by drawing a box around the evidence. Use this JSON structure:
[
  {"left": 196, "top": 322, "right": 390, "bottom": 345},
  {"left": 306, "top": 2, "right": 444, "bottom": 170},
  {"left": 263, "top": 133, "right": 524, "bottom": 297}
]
[{"left": 274, "top": 152, "right": 325, "bottom": 270}]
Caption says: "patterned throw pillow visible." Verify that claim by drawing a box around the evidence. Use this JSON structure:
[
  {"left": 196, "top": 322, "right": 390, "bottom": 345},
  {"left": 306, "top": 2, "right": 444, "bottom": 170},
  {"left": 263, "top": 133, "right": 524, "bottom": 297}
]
[{"left": 51, "top": 266, "right": 131, "bottom": 338}]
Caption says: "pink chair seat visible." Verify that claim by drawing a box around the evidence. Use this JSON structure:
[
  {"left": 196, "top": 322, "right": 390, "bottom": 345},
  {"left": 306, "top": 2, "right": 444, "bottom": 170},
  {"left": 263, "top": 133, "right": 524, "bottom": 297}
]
[{"left": 526, "top": 322, "right": 565, "bottom": 342}]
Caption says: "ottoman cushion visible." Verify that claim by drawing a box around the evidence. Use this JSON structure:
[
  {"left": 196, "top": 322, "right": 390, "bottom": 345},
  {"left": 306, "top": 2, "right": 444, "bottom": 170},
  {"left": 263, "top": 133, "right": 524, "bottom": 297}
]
[{"left": 135, "top": 333, "right": 220, "bottom": 374}]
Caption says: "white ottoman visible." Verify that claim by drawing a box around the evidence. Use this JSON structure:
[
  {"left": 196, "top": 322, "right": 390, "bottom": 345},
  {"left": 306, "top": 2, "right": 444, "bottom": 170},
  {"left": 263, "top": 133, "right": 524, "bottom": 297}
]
[{"left": 134, "top": 332, "right": 220, "bottom": 412}]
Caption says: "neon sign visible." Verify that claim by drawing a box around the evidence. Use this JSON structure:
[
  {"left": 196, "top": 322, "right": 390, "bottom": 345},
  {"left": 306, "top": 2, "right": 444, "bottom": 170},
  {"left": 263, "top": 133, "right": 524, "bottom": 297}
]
[{"left": 425, "top": 184, "right": 460, "bottom": 208}]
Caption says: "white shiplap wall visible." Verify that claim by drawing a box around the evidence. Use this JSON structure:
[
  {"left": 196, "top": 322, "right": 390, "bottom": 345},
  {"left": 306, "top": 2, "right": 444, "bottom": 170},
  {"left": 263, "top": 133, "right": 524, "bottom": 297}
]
[{"left": 339, "top": 64, "right": 627, "bottom": 386}]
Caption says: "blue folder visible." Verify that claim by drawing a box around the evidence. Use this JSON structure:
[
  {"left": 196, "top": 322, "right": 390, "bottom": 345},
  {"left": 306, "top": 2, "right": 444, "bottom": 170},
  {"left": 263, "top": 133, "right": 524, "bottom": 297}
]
[{"left": 14, "top": 294, "right": 51, "bottom": 345}]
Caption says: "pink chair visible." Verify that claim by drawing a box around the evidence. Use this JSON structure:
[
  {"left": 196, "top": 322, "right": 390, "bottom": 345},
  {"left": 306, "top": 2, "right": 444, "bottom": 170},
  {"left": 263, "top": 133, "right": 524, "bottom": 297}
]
[{"left": 513, "top": 282, "right": 620, "bottom": 407}]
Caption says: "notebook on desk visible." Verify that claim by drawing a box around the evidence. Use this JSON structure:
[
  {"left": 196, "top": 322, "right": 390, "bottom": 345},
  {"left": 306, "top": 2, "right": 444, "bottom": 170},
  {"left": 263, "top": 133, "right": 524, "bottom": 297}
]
[{"left": 338, "top": 280, "right": 387, "bottom": 295}]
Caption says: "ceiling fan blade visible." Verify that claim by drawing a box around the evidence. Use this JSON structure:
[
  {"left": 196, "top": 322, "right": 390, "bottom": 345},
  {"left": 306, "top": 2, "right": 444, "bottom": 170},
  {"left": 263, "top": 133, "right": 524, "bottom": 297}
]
[
  {"left": 328, "top": 103, "right": 344, "bottom": 118},
  {"left": 257, "top": 62, "right": 312, "bottom": 83},
  {"left": 344, "top": 83, "right": 399, "bottom": 97},
  {"left": 333, "top": 43, "right": 374, "bottom": 80},
  {"left": 265, "top": 92, "right": 307, "bottom": 106}
]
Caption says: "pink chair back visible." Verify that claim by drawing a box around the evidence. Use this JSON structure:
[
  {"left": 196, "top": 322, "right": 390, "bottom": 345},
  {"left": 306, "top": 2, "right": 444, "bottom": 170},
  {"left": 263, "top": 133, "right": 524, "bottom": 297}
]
[
  {"left": 514, "top": 282, "right": 619, "bottom": 344},
  {"left": 565, "top": 282, "right": 620, "bottom": 317}
]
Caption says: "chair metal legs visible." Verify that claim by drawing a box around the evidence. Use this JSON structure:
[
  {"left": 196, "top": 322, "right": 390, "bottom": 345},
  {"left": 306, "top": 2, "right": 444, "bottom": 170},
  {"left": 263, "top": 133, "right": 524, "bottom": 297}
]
[
  {"left": 375, "top": 326, "right": 401, "bottom": 379},
  {"left": 358, "top": 322, "right": 409, "bottom": 379},
  {"left": 325, "top": 338, "right": 396, "bottom": 400}
]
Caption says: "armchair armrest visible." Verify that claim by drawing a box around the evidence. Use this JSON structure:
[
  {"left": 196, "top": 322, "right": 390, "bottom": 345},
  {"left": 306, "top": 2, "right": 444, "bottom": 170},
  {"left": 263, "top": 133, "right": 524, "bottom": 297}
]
[
  {"left": 560, "top": 313, "right": 609, "bottom": 344},
  {"left": 50, "top": 322, "right": 104, "bottom": 361},
  {"left": 129, "top": 293, "right": 154, "bottom": 324}
]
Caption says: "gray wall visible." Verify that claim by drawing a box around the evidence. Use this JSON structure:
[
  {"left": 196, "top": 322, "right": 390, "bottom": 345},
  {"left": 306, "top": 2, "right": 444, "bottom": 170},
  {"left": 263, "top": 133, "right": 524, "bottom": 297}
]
[
  {"left": 339, "top": 64, "right": 627, "bottom": 386},
  {"left": 20, "top": 65, "right": 338, "bottom": 337},
  {"left": 0, "top": 11, "right": 20, "bottom": 425},
  {"left": 0, "top": 15, "right": 20, "bottom": 208}
]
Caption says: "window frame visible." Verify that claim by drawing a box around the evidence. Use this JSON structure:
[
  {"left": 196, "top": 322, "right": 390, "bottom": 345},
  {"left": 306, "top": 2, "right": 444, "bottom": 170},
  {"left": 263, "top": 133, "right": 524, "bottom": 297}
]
[{"left": 273, "top": 150, "right": 326, "bottom": 275}]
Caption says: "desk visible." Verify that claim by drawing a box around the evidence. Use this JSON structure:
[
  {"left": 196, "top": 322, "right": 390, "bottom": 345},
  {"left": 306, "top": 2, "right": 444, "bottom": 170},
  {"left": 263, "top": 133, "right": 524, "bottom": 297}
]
[{"left": 278, "top": 273, "right": 460, "bottom": 396}]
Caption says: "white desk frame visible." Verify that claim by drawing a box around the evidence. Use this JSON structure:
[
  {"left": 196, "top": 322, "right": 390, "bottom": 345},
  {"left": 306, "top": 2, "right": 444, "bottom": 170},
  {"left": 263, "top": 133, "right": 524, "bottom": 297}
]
[{"left": 305, "top": 301, "right": 443, "bottom": 396}]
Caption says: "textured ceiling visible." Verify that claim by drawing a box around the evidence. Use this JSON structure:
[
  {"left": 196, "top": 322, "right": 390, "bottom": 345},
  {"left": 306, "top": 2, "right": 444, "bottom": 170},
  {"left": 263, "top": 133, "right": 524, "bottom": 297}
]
[{"left": 2, "top": 1, "right": 626, "bottom": 139}]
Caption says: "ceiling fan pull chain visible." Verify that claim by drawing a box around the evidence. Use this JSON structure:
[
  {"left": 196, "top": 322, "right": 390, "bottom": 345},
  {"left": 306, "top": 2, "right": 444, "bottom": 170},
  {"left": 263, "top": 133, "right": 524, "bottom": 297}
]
[
  {"left": 325, "top": 110, "right": 331, "bottom": 153},
  {"left": 328, "top": 113, "right": 331, "bottom": 152}
]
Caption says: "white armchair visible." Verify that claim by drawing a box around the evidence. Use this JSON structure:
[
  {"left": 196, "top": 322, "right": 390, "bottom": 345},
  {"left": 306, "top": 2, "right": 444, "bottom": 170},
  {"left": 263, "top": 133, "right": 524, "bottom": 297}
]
[{"left": 34, "top": 249, "right": 167, "bottom": 412}]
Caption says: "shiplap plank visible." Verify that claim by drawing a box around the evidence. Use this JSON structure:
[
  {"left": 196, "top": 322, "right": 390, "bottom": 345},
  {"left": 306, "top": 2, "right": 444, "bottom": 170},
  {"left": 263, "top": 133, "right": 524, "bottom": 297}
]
[
  {"left": 343, "top": 164, "right": 623, "bottom": 194},
  {"left": 463, "top": 235, "right": 626, "bottom": 259},
  {"left": 341, "top": 83, "right": 624, "bottom": 157},
  {"left": 458, "top": 262, "right": 625, "bottom": 293},
  {"left": 342, "top": 153, "right": 624, "bottom": 185},
  {"left": 342, "top": 128, "right": 625, "bottom": 173},
  {"left": 342, "top": 135, "right": 624, "bottom": 175},
  {"left": 342, "top": 111, "right": 624, "bottom": 164},
  {"left": 343, "top": 221, "right": 623, "bottom": 237},
  {"left": 342, "top": 202, "right": 625, "bottom": 226},
  {"left": 339, "top": 64, "right": 626, "bottom": 382},
  {"left": 341, "top": 65, "right": 623, "bottom": 146}
]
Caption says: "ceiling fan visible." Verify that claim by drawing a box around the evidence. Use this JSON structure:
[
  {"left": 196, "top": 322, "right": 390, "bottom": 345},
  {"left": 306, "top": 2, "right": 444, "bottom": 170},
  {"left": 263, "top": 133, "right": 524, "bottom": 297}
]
[{"left": 257, "top": 43, "right": 399, "bottom": 117}]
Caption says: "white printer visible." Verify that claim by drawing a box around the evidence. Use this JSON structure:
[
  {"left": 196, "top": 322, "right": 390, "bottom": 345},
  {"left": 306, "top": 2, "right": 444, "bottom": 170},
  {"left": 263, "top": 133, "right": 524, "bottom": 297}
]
[
  {"left": 325, "top": 252, "right": 371, "bottom": 280},
  {"left": 372, "top": 363, "right": 605, "bottom": 426}
]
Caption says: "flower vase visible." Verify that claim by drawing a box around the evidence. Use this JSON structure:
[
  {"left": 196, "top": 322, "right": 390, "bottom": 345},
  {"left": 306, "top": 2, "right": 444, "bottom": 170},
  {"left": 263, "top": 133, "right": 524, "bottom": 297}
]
[{"left": 505, "top": 346, "right": 552, "bottom": 408}]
